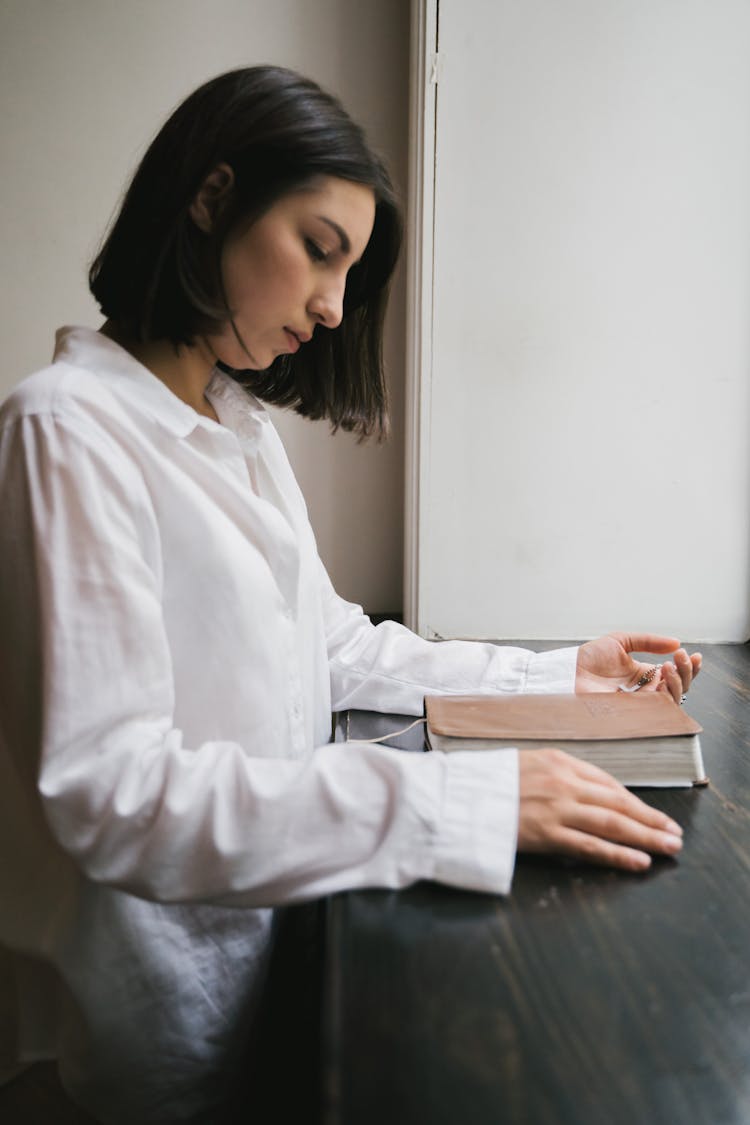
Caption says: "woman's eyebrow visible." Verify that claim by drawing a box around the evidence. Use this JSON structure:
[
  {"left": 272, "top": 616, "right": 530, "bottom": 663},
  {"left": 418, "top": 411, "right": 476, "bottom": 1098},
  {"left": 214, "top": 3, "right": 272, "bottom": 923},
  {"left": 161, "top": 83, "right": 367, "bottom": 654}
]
[{"left": 316, "top": 216, "right": 351, "bottom": 255}]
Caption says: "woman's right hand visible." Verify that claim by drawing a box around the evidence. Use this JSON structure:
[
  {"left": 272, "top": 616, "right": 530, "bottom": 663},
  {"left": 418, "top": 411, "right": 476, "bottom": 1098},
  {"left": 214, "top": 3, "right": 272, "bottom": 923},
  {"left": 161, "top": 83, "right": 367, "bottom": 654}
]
[{"left": 517, "top": 749, "right": 684, "bottom": 871}]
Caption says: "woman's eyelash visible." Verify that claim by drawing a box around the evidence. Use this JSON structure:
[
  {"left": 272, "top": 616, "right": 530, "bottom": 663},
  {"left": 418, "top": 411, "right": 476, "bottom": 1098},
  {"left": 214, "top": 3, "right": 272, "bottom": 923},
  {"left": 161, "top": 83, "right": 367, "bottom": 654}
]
[{"left": 305, "top": 238, "right": 328, "bottom": 263}]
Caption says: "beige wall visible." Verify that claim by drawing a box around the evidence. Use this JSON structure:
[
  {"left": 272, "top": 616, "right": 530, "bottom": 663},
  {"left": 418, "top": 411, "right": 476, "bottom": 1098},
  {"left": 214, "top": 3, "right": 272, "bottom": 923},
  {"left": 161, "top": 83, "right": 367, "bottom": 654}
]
[{"left": 0, "top": 0, "right": 408, "bottom": 613}]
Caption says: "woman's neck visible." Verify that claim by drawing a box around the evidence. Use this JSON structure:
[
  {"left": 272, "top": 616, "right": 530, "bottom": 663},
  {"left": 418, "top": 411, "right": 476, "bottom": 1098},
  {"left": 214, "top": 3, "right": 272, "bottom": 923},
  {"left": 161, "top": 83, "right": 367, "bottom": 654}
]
[{"left": 100, "top": 321, "right": 220, "bottom": 421}]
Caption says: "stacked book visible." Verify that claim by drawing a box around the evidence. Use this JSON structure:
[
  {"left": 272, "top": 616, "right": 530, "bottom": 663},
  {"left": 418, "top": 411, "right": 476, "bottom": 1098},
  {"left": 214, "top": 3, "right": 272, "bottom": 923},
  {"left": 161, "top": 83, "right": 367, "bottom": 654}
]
[{"left": 424, "top": 692, "right": 706, "bottom": 788}]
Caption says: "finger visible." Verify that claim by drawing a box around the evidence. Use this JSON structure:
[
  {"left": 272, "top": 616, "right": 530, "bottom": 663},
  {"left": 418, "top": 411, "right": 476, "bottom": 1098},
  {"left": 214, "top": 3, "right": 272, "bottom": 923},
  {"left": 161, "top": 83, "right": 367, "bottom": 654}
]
[
  {"left": 673, "top": 649, "right": 693, "bottom": 694},
  {"left": 658, "top": 662, "right": 683, "bottom": 705},
  {"left": 563, "top": 804, "right": 684, "bottom": 855},
  {"left": 560, "top": 756, "right": 684, "bottom": 832},
  {"left": 690, "top": 652, "right": 702, "bottom": 678},
  {"left": 551, "top": 827, "right": 653, "bottom": 872},
  {"left": 574, "top": 776, "right": 683, "bottom": 834},
  {"left": 612, "top": 632, "right": 680, "bottom": 656}
]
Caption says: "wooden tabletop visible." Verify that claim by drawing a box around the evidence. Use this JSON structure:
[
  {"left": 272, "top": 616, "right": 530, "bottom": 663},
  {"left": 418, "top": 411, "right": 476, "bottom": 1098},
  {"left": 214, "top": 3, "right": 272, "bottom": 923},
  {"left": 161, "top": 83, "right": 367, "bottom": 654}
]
[{"left": 321, "top": 644, "right": 750, "bottom": 1125}]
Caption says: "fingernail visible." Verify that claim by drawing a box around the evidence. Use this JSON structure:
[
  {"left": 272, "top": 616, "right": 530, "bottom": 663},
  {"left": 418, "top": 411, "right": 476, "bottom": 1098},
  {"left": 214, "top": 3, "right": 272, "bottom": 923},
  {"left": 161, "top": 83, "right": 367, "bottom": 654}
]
[
  {"left": 663, "top": 833, "right": 683, "bottom": 852},
  {"left": 666, "top": 819, "right": 683, "bottom": 835},
  {"left": 633, "top": 853, "right": 652, "bottom": 870}
]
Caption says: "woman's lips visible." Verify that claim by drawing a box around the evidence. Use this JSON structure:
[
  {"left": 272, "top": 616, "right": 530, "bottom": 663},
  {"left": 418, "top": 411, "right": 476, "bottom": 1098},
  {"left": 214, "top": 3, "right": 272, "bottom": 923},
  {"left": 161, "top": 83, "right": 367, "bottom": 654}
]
[{"left": 284, "top": 329, "right": 301, "bottom": 353}]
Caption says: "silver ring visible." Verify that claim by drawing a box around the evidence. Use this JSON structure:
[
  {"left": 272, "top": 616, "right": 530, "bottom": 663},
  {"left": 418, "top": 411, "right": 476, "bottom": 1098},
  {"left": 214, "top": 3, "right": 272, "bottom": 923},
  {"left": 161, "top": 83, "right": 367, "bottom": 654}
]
[{"left": 680, "top": 693, "right": 687, "bottom": 706}]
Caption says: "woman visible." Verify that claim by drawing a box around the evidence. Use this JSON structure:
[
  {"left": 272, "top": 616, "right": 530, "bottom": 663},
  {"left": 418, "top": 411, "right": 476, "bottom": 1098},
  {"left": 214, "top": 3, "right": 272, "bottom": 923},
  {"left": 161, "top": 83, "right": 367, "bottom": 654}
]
[{"left": 0, "top": 66, "right": 699, "bottom": 1123}]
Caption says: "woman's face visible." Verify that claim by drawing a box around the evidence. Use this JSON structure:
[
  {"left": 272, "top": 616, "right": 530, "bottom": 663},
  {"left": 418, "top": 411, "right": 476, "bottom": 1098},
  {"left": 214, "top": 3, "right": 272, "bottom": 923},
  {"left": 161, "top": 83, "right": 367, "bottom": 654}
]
[{"left": 206, "top": 175, "right": 376, "bottom": 370}]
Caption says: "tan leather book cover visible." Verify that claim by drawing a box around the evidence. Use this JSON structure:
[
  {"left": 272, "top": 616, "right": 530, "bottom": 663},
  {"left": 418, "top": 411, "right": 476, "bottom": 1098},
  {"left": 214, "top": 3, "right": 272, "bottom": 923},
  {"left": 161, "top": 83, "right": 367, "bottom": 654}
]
[{"left": 424, "top": 692, "right": 702, "bottom": 742}]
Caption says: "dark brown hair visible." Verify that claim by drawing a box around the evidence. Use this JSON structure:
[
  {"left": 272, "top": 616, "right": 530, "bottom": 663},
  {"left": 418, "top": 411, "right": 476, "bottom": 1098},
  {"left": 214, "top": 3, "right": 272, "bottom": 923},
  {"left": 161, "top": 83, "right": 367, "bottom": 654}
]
[{"left": 89, "top": 66, "right": 402, "bottom": 439}]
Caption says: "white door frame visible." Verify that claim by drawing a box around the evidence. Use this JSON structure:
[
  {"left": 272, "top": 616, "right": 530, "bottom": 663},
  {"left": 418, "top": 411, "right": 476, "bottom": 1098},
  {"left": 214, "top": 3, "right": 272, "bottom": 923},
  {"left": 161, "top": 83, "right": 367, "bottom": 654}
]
[{"left": 403, "top": 0, "right": 438, "bottom": 633}]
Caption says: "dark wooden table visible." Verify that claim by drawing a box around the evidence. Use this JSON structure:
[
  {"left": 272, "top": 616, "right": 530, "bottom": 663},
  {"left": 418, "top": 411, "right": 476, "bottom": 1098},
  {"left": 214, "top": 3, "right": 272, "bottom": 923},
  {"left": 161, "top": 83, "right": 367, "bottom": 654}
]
[{"left": 320, "top": 644, "right": 750, "bottom": 1125}]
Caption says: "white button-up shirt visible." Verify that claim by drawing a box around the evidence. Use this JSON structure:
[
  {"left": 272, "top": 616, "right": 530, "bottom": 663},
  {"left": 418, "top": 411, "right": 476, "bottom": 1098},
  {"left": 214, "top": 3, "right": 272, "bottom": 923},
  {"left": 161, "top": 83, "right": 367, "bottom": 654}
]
[{"left": 0, "top": 327, "right": 576, "bottom": 1122}]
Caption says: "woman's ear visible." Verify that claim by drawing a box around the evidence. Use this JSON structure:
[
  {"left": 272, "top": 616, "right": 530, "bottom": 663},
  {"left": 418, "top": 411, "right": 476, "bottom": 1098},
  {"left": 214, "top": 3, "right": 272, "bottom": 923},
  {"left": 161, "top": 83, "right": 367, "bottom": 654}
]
[{"left": 189, "top": 163, "right": 235, "bottom": 232}]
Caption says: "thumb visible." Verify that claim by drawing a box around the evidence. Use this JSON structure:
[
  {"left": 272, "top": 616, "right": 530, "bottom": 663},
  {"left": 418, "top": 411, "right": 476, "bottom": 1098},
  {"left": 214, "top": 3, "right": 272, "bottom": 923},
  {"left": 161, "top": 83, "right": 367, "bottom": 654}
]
[{"left": 612, "top": 632, "right": 680, "bottom": 656}]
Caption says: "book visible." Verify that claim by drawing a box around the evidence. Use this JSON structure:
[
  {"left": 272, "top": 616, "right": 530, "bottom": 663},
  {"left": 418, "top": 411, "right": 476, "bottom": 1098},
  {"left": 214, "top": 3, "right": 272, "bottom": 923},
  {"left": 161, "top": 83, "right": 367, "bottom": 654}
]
[{"left": 424, "top": 692, "right": 707, "bottom": 788}]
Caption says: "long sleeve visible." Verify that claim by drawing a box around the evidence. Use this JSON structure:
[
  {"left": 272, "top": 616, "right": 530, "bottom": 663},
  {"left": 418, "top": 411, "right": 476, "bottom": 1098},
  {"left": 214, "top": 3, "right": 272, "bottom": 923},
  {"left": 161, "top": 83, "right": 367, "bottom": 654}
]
[
  {"left": 319, "top": 563, "right": 577, "bottom": 714},
  {"left": 0, "top": 402, "right": 521, "bottom": 907}
]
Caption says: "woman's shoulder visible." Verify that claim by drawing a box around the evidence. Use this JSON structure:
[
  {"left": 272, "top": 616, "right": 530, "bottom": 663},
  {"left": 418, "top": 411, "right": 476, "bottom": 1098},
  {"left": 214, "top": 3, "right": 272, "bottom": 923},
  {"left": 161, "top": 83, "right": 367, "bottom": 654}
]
[
  {"left": 0, "top": 324, "right": 146, "bottom": 445},
  {"left": 1, "top": 330, "right": 128, "bottom": 436},
  {"left": 0, "top": 349, "right": 154, "bottom": 502},
  {"left": 1, "top": 363, "right": 101, "bottom": 422},
  {"left": 0, "top": 352, "right": 140, "bottom": 488}
]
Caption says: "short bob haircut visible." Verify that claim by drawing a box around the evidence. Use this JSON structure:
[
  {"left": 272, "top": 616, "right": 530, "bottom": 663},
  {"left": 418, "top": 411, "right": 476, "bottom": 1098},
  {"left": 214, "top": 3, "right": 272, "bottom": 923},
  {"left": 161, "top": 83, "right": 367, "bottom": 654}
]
[{"left": 89, "top": 66, "right": 403, "bottom": 440}]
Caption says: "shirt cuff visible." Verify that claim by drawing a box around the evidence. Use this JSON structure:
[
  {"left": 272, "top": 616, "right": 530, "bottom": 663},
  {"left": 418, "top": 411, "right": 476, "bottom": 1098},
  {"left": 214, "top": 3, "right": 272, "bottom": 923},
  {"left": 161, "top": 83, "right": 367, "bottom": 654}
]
[
  {"left": 523, "top": 646, "right": 578, "bottom": 694},
  {"left": 428, "top": 747, "right": 519, "bottom": 895}
]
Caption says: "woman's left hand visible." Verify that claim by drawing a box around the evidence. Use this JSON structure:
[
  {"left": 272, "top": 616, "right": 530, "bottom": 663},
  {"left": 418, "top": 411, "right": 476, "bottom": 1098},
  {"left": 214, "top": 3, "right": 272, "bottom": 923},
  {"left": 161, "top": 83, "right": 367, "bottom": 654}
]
[{"left": 575, "top": 632, "right": 701, "bottom": 705}]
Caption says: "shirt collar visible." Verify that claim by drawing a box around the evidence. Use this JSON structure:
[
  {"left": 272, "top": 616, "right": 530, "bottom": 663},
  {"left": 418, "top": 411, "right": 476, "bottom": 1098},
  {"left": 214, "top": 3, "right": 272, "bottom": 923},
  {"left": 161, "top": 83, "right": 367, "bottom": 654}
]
[
  {"left": 53, "top": 326, "right": 269, "bottom": 440},
  {"left": 205, "top": 366, "right": 271, "bottom": 447}
]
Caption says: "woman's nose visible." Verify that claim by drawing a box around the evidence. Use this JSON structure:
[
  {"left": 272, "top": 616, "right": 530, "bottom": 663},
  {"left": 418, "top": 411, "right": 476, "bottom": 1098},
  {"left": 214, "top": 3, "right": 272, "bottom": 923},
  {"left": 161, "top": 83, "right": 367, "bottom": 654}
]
[{"left": 308, "top": 277, "right": 346, "bottom": 330}]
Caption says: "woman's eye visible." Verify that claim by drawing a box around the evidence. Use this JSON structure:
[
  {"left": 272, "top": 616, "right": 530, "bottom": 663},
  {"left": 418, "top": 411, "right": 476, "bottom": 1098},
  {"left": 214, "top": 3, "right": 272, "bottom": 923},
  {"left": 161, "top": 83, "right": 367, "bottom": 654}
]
[{"left": 305, "top": 238, "right": 328, "bottom": 263}]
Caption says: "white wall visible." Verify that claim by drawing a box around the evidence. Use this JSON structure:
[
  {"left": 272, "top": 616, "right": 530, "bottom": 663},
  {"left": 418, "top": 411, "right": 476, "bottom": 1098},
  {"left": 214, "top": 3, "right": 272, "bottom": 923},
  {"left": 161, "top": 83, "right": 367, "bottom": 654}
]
[
  {"left": 0, "top": 0, "right": 408, "bottom": 613},
  {"left": 414, "top": 0, "right": 750, "bottom": 642}
]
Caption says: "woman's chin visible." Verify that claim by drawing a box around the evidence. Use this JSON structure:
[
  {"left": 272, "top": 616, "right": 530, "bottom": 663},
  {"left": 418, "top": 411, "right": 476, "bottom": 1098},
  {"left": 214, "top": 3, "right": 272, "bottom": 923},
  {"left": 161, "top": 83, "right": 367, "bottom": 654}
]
[
  {"left": 215, "top": 354, "right": 271, "bottom": 376},
  {"left": 205, "top": 333, "right": 268, "bottom": 373}
]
